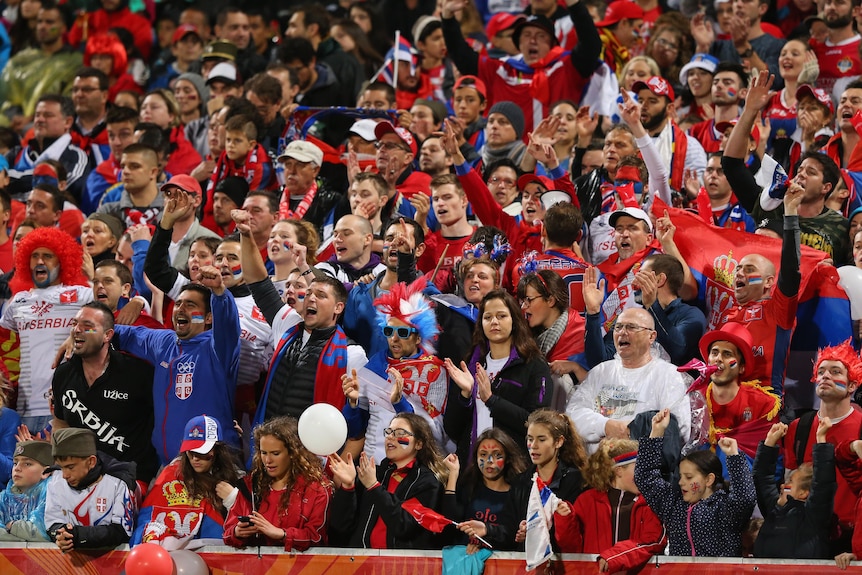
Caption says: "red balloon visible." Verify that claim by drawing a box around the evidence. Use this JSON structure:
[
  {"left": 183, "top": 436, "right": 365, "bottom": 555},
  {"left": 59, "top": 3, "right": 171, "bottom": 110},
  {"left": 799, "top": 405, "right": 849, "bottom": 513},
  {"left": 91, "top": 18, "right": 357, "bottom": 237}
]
[{"left": 125, "top": 543, "right": 176, "bottom": 575}]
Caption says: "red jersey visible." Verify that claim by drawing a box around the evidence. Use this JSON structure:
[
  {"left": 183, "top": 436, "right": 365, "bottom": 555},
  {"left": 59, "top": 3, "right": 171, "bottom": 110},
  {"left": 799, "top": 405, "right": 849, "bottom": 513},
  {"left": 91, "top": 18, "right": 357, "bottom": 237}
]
[
  {"left": 721, "top": 287, "right": 798, "bottom": 394},
  {"left": 811, "top": 35, "right": 862, "bottom": 96},
  {"left": 418, "top": 229, "right": 474, "bottom": 292},
  {"left": 707, "top": 381, "right": 781, "bottom": 432},
  {"left": 510, "top": 248, "right": 589, "bottom": 313},
  {"left": 786, "top": 408, "right": 862, "bottom": 526},
  {"left": 688, "top": 119, "right": 724, "bottom": 153}
]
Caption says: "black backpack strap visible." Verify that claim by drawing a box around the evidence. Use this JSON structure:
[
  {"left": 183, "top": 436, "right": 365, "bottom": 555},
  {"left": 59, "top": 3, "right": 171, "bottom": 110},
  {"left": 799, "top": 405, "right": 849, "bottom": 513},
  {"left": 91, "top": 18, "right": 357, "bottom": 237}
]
[{"left": 793, "top": 410, "right": 818, "bottom": 468}]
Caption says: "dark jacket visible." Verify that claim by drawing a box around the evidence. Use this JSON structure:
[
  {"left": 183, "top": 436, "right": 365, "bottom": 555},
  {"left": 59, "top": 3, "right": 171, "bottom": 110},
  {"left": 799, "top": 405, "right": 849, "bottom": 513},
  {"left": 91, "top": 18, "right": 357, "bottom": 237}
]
[
  {"left": 317, "top": 37, "right": 363, "bottom": 105},
  {"left": 753, "top": 441, "right": 835, "bottom": 559},
  {"left": 443, "top": 345, "right": 552, "bottom": 464},
  {"left": 330, "top": 459, "right": 443, "bottom": 549},
  {"left": 634, "top": 436, "right": 756, "bottom": 557},
  {"left": 488, "top": 463, "right": 585, "bottom": 551}
]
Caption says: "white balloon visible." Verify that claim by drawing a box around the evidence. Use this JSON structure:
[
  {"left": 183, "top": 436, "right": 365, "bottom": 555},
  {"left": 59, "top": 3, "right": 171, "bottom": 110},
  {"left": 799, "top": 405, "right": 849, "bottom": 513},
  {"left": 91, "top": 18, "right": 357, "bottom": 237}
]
[
  {"left": 297, "top": 403, "right": 348, "bottom": 455},
  {"left": 838, "top": 266, "right": 862, "bottom": 320}
]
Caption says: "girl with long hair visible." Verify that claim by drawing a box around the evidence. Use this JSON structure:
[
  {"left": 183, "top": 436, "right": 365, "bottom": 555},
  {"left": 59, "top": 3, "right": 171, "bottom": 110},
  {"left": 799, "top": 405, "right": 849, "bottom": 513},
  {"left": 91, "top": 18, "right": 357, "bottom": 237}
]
[
  {"left": 331, "top": 19, "right": 384, "bottom": 81},
  {"left": 139, "top": 88, "right": 202, "bottom": 175},
  {"left": 554, "top": 438, "right": 667, "bottom": 569},
  {"left": 133, "top": 415, "right": 241, "bottom": 548},
  {"left": 635, "top": 409, "right": 756, "bottom": 556},
  {"left": 442, "top": 428, "right": 526, "bottom": 547},
  {"left": 268, "top": 219, "right": 319, "bottom": 298},
  {"left": 461, "top": 409, "right": 587, "bottom": 550},
  {"left": 517, "top": 270, "right": 587, "bottom": 407},
  {"left": 224, "top": 416, "right": 331, "bottom": 550},
  {"left": 329, "top": 413, "right": 446, "bottom": 549},
  {"left": 443, "top": 289, "right": 552, "bottom": 463}
]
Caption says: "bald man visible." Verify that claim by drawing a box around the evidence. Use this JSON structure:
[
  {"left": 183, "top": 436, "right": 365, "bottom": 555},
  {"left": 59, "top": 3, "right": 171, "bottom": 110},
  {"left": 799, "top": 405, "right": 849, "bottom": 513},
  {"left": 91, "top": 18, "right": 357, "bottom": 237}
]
[
  {"left": 316, "top": 214, "right": 387, "bottom": 284},
  {"left": 566, "top": 307, "right": 691, "bottom": 453},
  {"left": 717, "top": 189, "right": 803, "bottom": 396}
]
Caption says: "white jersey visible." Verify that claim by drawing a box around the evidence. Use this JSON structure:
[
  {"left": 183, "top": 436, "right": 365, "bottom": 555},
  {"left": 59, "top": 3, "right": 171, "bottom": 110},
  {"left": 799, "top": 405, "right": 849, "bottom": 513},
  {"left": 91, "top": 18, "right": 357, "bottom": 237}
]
[
  {"left": 234, "top": 294, "right": 273, "bottom": 386},
  {"left": 0, "top": 285, "right": 93, "bottom": 417},
  {"left": 44, "top": 469, "right": 135, "bottom": 536},
  {"left": 567, "top": 357, "right": 691, "bottom": 453}
]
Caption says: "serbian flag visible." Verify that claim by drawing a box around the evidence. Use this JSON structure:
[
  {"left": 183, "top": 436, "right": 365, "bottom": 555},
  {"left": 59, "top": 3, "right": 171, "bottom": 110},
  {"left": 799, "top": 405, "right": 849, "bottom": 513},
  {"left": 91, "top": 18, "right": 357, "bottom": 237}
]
[
  {"left": 401, "top": 498, "right": 454, "bottom": 533},
  {"left": 375, "top": 36, "right": 417, "bottom": 87},
  {"left": 649, "top": 199, "right": 851, "bottom": 348},
  {"left": 525, "top": 473, "right": 559, "bottom": 571}
]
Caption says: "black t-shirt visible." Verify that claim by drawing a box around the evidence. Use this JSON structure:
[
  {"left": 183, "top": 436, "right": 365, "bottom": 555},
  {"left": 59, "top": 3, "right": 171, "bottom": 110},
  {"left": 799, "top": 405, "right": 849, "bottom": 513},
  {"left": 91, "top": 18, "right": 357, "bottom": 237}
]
[{"left": 52, "top": 349, "right": 159, "bottom": 483}]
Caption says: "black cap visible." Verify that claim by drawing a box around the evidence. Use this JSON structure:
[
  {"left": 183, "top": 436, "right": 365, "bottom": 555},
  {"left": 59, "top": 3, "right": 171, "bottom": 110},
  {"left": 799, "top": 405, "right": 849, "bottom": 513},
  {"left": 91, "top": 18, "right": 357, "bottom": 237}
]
[{"left": 512, "top": 15, "right": 559, "bottom": 48}]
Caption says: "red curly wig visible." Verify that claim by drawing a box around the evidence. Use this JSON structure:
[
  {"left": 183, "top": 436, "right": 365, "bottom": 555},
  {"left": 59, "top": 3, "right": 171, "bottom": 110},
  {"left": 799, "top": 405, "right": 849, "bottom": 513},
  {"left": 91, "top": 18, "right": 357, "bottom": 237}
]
[
  {"left": 84, "top": 33, "right": 127, "bottom": 79},
  {"left": 10, "top": 228, "right": 89, "bottom": 294},
  {"left": 814, "top": 339, "right": 862, "bottom": 387}
]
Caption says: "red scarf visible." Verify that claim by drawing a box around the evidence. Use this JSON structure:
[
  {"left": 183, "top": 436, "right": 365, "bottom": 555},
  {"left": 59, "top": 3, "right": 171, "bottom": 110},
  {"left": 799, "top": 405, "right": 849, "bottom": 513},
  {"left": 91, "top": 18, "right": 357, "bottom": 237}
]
[
  {"left": 529, "top": 46, "right": 565, "bottom": 107},
  {"left": 279, "top": 181, "right": 318, "bottom": 220}
]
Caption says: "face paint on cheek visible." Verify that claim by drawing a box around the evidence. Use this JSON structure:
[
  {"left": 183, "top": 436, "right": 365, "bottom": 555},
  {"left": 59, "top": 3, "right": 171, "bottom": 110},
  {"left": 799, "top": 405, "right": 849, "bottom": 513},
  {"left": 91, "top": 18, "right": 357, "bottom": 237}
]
[
  {"left": 283, "top": 241, "right": 292, "bottom": 251},
  {"left": 835, "top": 379, "right": 848, "bottom": 391},
  {"left": 397, "top": 437, "right": 411, "bottom": 448},
  {"left": 83, "top": 328, "right": 97, "bottom": 334},
  {"left": 231, "top": 263, "right": 242, "bottom": 279},
  {"left": 191, "top": 312, "right": 205, "bottom": 324},
  {"left": 296, "top": 291, "right": 306, "bottom": 301},
  {"left": 727, "top": 88, "right": 737, "bottom": 99},
  {"left": 690, "top": 481, "right": 701, "bottom": 492},
  {"left": 728, "top": 359, "right": 738, "bottom": 369},
  {"left": 748, "top": 274, "right": 763, "bottom": 285}
]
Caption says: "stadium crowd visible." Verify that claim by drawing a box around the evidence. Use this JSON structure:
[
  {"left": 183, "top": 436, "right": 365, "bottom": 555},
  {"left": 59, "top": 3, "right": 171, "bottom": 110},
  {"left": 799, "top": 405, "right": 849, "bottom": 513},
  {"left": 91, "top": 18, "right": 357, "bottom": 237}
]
[{"left": 2, "top": 0, "right": 862, "bottom": 569}]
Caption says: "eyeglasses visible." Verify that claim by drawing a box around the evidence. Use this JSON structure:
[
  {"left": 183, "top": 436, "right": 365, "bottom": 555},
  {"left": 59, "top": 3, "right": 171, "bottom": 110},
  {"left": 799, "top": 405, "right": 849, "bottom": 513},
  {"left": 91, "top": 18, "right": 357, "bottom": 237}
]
[
  {"left": 613, "top": 323, "right": 653, "bottom": 333},
  {"left": 655, "top": 38, "right": 679, "bottom": 51},
  {"left": 376, "top": 141, "right": 408, "bottom": 152},
  {"left": 489, "top": 176, "right": 516, "bottom": 187},
  {"left": 382, "top": 325, "right": 418, "bottom": 338},
  {"left": 187, "top": 451, "right": 215, "bottom": 461},
  {"left": 383, "top": 427, "right": 414, "bottom": 439},
  {"left": 520, "top": 295, "right": 544, "bottom": 308}
]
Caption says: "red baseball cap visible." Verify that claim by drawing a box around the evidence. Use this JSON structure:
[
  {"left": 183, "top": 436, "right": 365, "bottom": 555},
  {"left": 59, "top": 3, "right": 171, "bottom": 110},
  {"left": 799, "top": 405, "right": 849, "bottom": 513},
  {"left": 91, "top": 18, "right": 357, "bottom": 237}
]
[
  {"left": 796, "top": 84, "right": 834, "bottom": 114},
  {"left": 518, "top": 173, "right": 554, "bottom": 191},
  {"left": 172, "top": 24, "right": 201, "bottom": 45},
  {"left": 374, "top": 121, "right": 418, "bottom": 156},
  {"left": 453, "top": 75, "right": 487, "bottom": 100},
  {"left": 715, "top": 118, "right": 760, "bottom": 144},
  {"left": 595, "top": 1, "right": 645, "bottom": 27},
  {"left": 486, "top": 12, "right": 523, "bottom": 39},
  {"left": 632, "top": 76, "right": 675, "bottom": 101},
  {"left": 161, "top": 174, "right": 203, "bottom": 196}
]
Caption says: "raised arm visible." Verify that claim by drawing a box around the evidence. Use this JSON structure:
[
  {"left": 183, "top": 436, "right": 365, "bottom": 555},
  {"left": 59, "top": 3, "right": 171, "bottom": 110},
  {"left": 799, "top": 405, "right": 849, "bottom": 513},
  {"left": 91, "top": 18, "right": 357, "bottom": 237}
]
[
  {"left": 567, "top": 0, "right": 601, "bottom": 78},
  {"left": 440, "top": 0, "right": 479, "bottom": 76}
]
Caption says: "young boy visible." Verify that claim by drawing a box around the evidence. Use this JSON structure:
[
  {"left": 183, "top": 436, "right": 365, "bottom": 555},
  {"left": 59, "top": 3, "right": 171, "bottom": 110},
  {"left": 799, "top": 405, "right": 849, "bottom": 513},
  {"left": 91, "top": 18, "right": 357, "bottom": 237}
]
[
  {"left": 0, "top": 441, "right": 53, "bottom": 541},
  {"left": 209, "top": 114, "right": 275, "bottom": 195},
  {"left": 45, "top": 428, "right": 136, "bottom": 550},
  {"left": 753, "top": 419, "right": 835, "bottom": 559},
  {"left": 452, "top": 75, "right": 487, "bottom": 153},
  {"left": 416, "top": 173, "right": 476, "bottom": 291}
]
